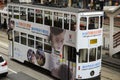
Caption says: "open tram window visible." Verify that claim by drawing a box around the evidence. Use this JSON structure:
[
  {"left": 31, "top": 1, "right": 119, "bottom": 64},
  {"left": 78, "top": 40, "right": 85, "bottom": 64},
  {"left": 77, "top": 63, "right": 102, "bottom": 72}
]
[
  {"left": 28, "top": 34, "right": 34, "bottom": 48},
  {"left": 78, "top": 49, "right": 88, "bottom": 63},
  {"left": 71, "top": 15, "right": 76, "bottom": 31},
  {"left": 14, "top": 31, "right": 19, "bottom": 43},
  {"left": 35, "top": 9, "right": 43, "bottom": 24},
  {"left": 64, "top": 14, "right": 70, "bottom": 30},
  {"left": 20, "top": 7, "right": 26, "bottom": 21},
  {"left": 13, "top": 6, "right": 19, "bottom": 19},
  {"left": 80, "top": 17, "right": 87, "bottom": 30},
  {"left": 28, "top": 8, "right": 34, "bottom": 22},
  {"left": 97, "top": 46, "right": 101, "bottom": 60},
  {"left": 89, "top": 48, "right": 96, "bottom": 62},
  {"left": 88, "top": 17, "right": 99, "bottom": 30},
  {"left": 21, "top": 32, "right": 27, "bottom": 45},
  {"left": 54, "top": 12, "right": 63, "bottom": 28},
  {"left": 44, "top": 11, "right": 52, "bottom": 26},
  {"left": 36, "top": 37, "right": 43, "bottom": 49}
]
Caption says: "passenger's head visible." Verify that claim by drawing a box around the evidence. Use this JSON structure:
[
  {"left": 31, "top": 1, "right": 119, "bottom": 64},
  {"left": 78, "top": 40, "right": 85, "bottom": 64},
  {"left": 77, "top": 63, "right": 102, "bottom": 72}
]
[{"left": 50, "top": 27, "right": 66, "bottom": 51}]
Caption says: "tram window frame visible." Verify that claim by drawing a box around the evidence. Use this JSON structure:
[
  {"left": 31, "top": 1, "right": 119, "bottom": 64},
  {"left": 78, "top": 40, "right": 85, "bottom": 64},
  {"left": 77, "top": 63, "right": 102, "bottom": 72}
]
[
  {"left": 71, "top": 15, "right": 77, "bottom": 31},
  {"left": 63, "top": 46, "right": 76, "bottom": 62},
  {"left": 88, "top": 16, "right": 99, "bottom": 30},
  {"left": 44, "top": 39, "right": 52, "bottom": 53},
  {"left": 20, "top": 7, "right": 26, "bottom": 21},
  {"left": 28, "top": 8, "right": 34, "bottom": 22},
  {"left": 28, "top": 34, "right": 35, "bottom": 48},
  {"left": 35, "top": 9, "right": 43, "bottom": 24},
  {"left": 36, "top": 37, "right": 43, "bottom": 50},
  {"left": 80, "top": 17, "right": 87, "bottom": 30},
  {"left": 64, "top": 13, "right": 70, "bottom": 30},
  {"left": 8, "top": 5, "right": 13, "bottom": 18},
  {"left": 78, "top": 49, "right": 88, "bottom": 63},
  {"left": 13, "top": 6, "right": 19, "bottom": 19},
  {"left": 100, "top": 16, "right": 103, "bottom": 28},
  {"left": 44, "top": 11, "right": 52, "bottom": 26},
  {"left": 20, "top": 32, "right": 27, "bottom": 45},
  {"left": 89, "top": 48, "right": 96, "bottom": 62},
  {"left": 97, "top": 46, "right": 101, "bottom": 60},
  {"left": 54, "top": 12, "right": 63, "bottom": 28},
  {"left": 14, "top": 31, "right": 19, "bottom": 43}
]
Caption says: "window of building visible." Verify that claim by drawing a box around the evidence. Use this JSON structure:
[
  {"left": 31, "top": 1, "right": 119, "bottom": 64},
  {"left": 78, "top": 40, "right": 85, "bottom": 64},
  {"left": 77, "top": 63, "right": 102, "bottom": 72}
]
[{"left": 8, "top": 5, "right": 12, "bottom": 18}]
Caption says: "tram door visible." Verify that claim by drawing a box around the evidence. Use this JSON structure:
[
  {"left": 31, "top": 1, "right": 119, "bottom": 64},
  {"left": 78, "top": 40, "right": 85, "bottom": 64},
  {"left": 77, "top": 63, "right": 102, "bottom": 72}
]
[{"left": 63, "top": 46, "right": 76, "bottom": 80}]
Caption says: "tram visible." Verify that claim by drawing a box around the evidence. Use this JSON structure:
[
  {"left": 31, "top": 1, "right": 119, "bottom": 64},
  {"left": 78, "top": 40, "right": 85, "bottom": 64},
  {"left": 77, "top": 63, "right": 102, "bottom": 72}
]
[{"left": 7, "top": 3, "right": 104, "bottom": 80}]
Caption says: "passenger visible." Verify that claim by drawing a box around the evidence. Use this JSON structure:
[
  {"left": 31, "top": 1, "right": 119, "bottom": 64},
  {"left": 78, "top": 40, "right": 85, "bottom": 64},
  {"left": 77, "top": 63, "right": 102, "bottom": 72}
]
[
  {"left": 88, "top": 19, "right": 95, "bottom": 29},
  {"left": 3, "top": 19, "right": 7, "bottom": 30},
  {"left": 80, "top": 24, "right": 85, "bottom": 30}
]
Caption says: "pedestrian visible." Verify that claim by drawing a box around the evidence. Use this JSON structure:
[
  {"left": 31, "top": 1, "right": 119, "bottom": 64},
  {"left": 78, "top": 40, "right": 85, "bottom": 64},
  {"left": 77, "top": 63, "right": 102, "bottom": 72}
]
[{"left": 3, "top": 19, "right": 7, "bottom": 30}]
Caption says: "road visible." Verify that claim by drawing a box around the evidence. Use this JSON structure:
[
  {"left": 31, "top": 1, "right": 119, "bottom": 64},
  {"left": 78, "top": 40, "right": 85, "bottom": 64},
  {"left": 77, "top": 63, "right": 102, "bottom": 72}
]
[{"left": 0, "top": 30, "right": 120, "bottom": 80}]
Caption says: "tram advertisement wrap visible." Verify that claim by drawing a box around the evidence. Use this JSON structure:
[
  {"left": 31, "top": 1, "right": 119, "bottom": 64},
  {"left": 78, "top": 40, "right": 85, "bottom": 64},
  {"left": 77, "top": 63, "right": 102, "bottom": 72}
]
[{"left": 14, "top": 20, "right": 76, "bottom": 80}]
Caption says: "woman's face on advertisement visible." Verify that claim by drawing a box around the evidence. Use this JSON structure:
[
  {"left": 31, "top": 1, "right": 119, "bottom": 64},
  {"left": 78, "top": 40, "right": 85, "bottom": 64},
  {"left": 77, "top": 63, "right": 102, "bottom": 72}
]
[{"left": 52, "top": 32, "right": 65, "bottom": 51}]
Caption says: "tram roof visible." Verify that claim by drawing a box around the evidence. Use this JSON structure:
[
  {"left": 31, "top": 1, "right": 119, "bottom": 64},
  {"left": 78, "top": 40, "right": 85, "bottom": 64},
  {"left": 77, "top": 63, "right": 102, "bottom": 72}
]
[{"left": 8, "top": 3, "right": 103, "bottom": 13}]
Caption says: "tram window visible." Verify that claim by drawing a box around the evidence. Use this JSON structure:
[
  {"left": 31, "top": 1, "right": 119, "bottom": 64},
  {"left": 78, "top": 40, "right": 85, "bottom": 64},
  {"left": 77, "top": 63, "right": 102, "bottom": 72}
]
[
  {"left": 28, "top": 35, "right": 34, "bottom": 48},
  {"left": 100, "top": 16, "right": 103, "bottom": 28},
  {"left": 67, "top": 46, "right": 76, "bottom": 62},
  {"left": 8, "top": 6, "right": 13, "bottom": 18},
  {"left": 21, "top": 33, "right": 27, "bottom": 45},
  {"left": 97, "top": 46, "right": 101, "bottom": 59},
  {"left": 64, "top": 14, "right": 70, "bottom": 30},
  {"left": 35, "top": 9, "right": 43, "bottom": 24},
  {"left": 36, "top": 37, "right": 43, "bottom": 49},
  {"left": 44, "top": 11, "right": 52, "bottom": 26},
  {"left": 54, "top": 12, "right": 63, "bottom": 28},
  {"left": 13, "top": 6, "right": 19, "bottom": 19},
  {"left": 14, "top": 31, "right": 19, "bottom": 43},
  {"left": 89, "top": 48, "right": 96, "bottom": 62},
  {"left": 88, "top": 17, "right": 99, "bottom": 30},
  {"left": 78, "top": 49, "right": 88, "bottom": 63},
  {"left": 28, "top": 8, "right": 34, "bottom": 22},
  {"left": 80, "top": 17, "right": 87, "bottom": 30},
  {"left": 44, "top": 39, "right": 52, "bottom": 53},
  {"left": 71, "top": 15, "right": 76, "bottom": 31},
  {"left": 20, "top": 7, "right": 26, "bottom": 21}
]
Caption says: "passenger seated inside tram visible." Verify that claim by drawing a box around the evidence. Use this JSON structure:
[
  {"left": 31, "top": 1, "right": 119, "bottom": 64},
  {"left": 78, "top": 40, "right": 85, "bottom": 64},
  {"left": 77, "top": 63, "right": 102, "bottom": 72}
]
[
  {"left": 88, "top": 19, "right": 95, "bottom": 29},
  {"left": 80, "top": 24, "right": 86, "bottom": 30}
]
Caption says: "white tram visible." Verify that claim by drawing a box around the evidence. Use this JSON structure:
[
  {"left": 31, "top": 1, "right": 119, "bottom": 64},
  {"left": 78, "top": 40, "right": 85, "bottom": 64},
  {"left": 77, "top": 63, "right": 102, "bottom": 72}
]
[{"left": 7, "top": 3, "right": 104, "bottom": 80}]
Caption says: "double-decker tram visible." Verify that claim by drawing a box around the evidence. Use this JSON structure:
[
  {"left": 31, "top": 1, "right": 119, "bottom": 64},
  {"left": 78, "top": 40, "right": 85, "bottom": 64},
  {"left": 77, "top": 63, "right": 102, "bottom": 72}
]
[{"left": 7, "top": 3, "right": 104, "bottom": 80}]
